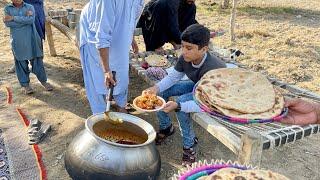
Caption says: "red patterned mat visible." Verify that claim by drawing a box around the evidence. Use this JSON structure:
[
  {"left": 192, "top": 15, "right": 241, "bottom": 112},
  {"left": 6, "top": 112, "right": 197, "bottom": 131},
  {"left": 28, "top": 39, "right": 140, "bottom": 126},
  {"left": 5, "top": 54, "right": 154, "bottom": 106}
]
[{"left": 0, "top": 87, "right": 47, "bottom": 180}]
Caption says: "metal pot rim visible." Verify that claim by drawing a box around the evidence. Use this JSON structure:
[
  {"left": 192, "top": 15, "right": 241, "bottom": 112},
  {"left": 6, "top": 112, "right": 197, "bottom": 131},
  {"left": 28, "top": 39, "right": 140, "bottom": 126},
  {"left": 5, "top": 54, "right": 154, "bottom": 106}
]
[{"left": 85, "top": 112, "right": 157, "bottom": 148}]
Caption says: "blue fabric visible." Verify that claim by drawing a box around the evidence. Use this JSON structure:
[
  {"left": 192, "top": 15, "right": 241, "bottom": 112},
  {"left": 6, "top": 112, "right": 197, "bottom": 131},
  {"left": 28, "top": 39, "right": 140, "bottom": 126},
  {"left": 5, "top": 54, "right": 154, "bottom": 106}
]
[
  {"left": 80, "top": 43, "right": 128, "bottom": 114},
  {"left": 24, "top": 0, "right": 45, "bottom": 39},
  {"left": 79, "top": 1, "right": 143, "bottom": 113},
  {"left": 15, "top": 57, "right": 47, "bottom": 87},
  {"left": 157, "top": 81, "right": 196, "bottom": 148},
  {"left": 4, "top": 2, "right": 43, "bottom": 61}
]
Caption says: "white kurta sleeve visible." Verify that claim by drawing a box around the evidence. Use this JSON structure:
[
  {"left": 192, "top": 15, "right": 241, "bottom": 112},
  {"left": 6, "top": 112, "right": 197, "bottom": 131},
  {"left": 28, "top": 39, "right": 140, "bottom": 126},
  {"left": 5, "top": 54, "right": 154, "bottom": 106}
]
[
  {"left": 156, "top": 69, "right": 185, "bottom": 93},
  {"left": 181, "top": 100, "right": 202, "bottom": 113},
  {"left": 94, "top": 1, "right": 116, "bottom": 49}
]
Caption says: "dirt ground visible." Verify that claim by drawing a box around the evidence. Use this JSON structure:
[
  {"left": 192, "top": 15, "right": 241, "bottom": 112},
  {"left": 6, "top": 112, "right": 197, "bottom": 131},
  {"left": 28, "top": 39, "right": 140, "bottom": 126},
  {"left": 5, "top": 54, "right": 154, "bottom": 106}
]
[{"left": 0, "top": 0, "right": 320, "bottom": 179}]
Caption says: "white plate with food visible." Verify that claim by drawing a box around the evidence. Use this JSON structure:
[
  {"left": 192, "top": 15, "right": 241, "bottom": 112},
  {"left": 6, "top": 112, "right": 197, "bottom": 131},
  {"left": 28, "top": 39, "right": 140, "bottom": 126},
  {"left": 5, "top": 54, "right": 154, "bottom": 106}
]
[{"left": 133, "top": 94, "right": 166, "bottom": 112}]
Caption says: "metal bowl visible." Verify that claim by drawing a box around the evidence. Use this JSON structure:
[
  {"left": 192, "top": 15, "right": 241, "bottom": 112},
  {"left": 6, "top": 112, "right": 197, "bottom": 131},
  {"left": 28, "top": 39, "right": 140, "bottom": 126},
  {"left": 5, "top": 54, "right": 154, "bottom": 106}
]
[{"left": 65, "top": 113, "right": 160, "bottom": 180}]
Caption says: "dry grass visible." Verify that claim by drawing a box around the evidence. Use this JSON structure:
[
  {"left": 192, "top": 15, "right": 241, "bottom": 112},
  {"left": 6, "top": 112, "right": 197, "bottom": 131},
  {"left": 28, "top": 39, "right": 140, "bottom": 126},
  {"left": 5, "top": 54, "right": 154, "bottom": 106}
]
[
  {"left": 0, "top": 1, "right": 319, "bottom": 179},
  {"left": 196, "top": 0, "right": 320, "bottom": 93}
]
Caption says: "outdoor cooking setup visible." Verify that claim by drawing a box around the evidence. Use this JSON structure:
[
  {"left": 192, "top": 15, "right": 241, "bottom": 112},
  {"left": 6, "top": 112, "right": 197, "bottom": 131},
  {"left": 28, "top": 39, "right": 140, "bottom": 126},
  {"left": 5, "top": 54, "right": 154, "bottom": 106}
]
[{"left": 64, "top": 112, "right": 161, "bottom": 180}]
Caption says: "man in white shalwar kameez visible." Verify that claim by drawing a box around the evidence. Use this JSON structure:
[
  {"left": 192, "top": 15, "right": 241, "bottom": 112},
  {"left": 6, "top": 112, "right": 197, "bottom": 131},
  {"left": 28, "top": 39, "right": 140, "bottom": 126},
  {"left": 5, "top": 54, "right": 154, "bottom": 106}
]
[{"left": 79, "top": 0, "right": 144, "bottom": 114}]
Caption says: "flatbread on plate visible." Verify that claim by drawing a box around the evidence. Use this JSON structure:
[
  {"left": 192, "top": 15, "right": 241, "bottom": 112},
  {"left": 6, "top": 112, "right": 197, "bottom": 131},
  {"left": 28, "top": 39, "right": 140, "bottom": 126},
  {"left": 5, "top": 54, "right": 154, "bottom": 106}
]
[
  {"left": 196, "top": 68, "right": 276, "bottom": 114},
  {"left": 204, "top": 167, "right": 290, "bottom": 180},
  {"left": 145, "top": 54, "right": 169, "bottom": 67},
  {"left": 195, "top": 88, "right": 284, "bottom": 119}
]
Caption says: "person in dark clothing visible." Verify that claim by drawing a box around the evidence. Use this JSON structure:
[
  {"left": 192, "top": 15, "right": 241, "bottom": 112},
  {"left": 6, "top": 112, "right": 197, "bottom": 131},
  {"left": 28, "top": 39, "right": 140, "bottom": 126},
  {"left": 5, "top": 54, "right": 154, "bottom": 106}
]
[
  {"left": 138, "top": 0, "right": 198, "bottom": 52},
  {"left": 24, "top": 0, "right": 46, "bottom": 40}
]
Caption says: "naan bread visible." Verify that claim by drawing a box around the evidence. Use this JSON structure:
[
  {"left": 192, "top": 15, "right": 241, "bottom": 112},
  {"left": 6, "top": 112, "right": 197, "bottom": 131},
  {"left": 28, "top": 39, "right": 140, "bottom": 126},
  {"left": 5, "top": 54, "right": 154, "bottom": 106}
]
[
  {"left": 195, "top": 88, "right": 223, "bottom": 114},
  {"left": 197, "top": 68, "right": 276, "bottom": 114},
  {"left": 145, "top": 54, "right": 168, "bottom": 67},
  {"left": 198, "top": 176, "right": 208, "bottom": 180},
  {"left": 209, "top": 89, "right": 284, "bottom": 119},
  {"left": 204, "top": 168, "right": 242, "bottom": 180},
  {"left": 205, "top": 168, "right": 290, "bottom": 180}
]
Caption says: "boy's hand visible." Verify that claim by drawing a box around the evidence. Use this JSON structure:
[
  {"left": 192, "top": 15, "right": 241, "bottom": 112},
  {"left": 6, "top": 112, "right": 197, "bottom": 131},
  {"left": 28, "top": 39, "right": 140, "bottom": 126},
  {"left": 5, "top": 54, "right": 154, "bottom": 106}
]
[
  {"left": 3, "top": 15, "right": 13, "bottom": 22},
  {"left": 162, "top": 101, "right": 178, "bottom": 113},
  {"left": 142, "top": 86, "right": 159, "bottom": 95},
  {"left": 26, "top": 10, "right": 33, "bottom": 16}
]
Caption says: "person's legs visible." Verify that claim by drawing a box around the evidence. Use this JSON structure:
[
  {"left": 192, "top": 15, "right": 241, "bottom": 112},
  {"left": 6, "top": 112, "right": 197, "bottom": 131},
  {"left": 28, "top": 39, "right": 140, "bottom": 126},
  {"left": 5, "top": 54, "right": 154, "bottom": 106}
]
[
  {"left": 157, "top": 81, "right": 195, "bottom": 130},
  {"left": 155, "top": 81, "right": 195, "bottom": 144},
  {"left": 175, "top": 92, "right": 198, "bottom": 166},
  {"left": 30, "top": 57, "right": 53, "bottom": 91},
  {"left": 15, "top": 59, "right": 30, "bottom": 87},
  {"left": 113, "top": 89, "right": 128, "bottom": 113},
  {"left": 30, "top": 57, "right": 47, "bottom": 82},
  {"left": 175, "top": 93, "right": 196, "bottom": 148},
  {"left": 15, "top": 59, "right": 33, "bottom": 94},
  {"left": 80, "top": 45, "right": 107, "bottom": 114},
  {"left": 82, "top": 67, "right": 106, "bottom": 114},
  {"left": 89, "top": 93, "right": 107, "bottom": 115}
]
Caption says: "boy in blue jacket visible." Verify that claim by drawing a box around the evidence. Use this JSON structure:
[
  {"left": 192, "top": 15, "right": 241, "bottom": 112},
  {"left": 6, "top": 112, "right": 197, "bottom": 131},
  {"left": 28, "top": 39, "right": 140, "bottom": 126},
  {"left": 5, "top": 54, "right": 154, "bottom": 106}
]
[{"left": 4, "top": 0, "right": 53, "bottom": 94}]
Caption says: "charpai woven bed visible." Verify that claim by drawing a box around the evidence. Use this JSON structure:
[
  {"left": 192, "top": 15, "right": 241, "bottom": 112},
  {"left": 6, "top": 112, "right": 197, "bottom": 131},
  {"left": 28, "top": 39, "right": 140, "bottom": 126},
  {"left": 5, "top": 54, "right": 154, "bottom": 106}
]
[{"left": 129, "top": 46, "right": 320, "bottom": 166}]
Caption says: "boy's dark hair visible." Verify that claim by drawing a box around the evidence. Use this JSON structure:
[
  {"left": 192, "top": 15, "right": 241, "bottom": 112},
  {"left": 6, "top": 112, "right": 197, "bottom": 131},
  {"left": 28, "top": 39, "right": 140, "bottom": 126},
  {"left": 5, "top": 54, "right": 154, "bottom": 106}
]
[{"left": 181, "top": 24, "right": 210, "bottom": 49}]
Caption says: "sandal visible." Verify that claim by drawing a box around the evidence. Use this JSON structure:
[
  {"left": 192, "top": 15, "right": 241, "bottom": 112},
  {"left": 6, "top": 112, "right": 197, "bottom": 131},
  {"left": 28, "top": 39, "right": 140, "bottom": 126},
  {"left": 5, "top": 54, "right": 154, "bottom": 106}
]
[
  {"left": 182, "top": 146, "right": 196, "bottom": 167},
  {"left": 155, "top": 124, "right": 175, "bottom": 145},
  {"left": 29, "top": 119, "right": 41, "bottom": 128},
  {"left": 41, "top": 82, "right": 53, "bottom": 91},
  {"left": 125, "top": 103, "right": 139, "bottom": 114},
  {"left": 28, "top": 124, "right": 51, "bottom": 145},
  {"left": 23, "top": 86, "right": 34, "bottom": 95},
  {"left": 181, "top": 138, "right": 198, "bottom": 166}
]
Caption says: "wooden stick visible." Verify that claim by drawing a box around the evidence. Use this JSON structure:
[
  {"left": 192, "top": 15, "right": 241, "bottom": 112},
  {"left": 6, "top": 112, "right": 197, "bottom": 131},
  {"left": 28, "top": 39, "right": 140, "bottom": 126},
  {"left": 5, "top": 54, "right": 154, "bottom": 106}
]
[
  {"left": 230, "top": 0, "right": 238, "bottom": 42},
  {"left": 46, "top": 16, "right": 77, "bottom": 45},
  {"left": 45, "top": 21, "right": 57, "bottom": 57}
]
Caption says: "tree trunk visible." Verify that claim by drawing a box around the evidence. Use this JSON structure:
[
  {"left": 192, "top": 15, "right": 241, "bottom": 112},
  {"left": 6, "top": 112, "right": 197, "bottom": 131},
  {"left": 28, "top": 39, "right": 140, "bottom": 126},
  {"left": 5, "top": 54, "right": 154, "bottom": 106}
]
[
  {"left": 230, "top": 0, "right": 238, "bottom": 42},
  {"left": 221, "top": 0, "right": 230, "bottom": 9}
]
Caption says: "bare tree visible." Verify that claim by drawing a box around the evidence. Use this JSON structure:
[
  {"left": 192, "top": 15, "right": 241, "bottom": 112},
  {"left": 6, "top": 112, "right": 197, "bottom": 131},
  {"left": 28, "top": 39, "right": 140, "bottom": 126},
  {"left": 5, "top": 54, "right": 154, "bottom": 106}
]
[
  {"left": 221, "top": 0, "right": 230, "bottom": 9},
  {"left": 230, "top": 0, "right": 238, "bottom": 42}
]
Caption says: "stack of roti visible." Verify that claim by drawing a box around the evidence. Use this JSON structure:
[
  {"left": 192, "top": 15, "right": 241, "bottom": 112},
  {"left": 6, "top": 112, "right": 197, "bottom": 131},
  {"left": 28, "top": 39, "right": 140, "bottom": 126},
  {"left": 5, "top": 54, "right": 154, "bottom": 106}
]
[
  {"left": 145, "top": 54, "right": 169, "bottom": 67},
  {"left": 194, "top": 68, "right": 284, "bottom": 120},
  {"left": 200, "top": 168, "right": 290, "bottom": 180}
]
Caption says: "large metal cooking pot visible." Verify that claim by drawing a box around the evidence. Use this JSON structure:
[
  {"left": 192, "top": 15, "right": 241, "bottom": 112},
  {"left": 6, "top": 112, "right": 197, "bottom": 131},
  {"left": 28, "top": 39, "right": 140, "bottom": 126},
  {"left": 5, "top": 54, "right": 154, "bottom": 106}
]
[{"left": 65, "top": 113, "right": 161, "bottom": 180}]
